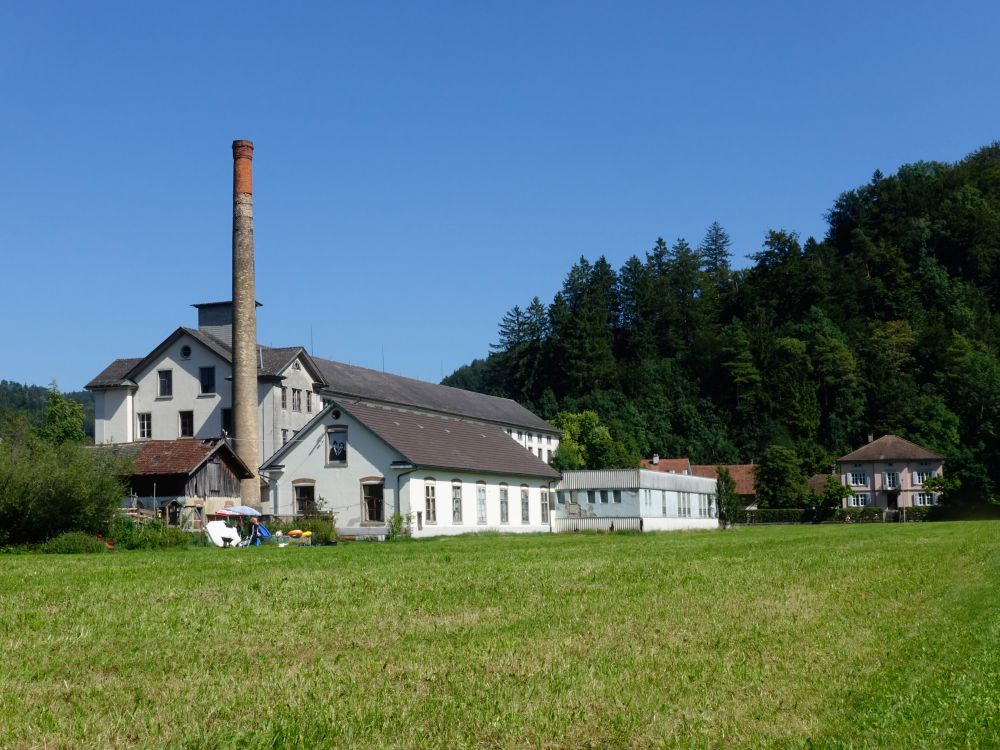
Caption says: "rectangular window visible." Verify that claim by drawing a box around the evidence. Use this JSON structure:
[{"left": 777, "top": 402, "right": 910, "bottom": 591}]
[
  {"left": 195, "top": 366, "right": 213, "bottom": 395},
  {"left": 885, "top": 472, "right": 900, "bottom": 490},
  {"left": 363, "top": 483, "right": 384, "bottom": 523},
  {"left": 292, "top": 389, "right": 302, "bottom": 412},
  {"left": 477, "top": 484, "right": 487, "bottom": 524},
  {"left": 547, "top": 435, "right": 552, "bottom": 445},
  {"left": 221, "top": 408, "right": 233, "bottom": 436},
  {"left": 556, "top": 490, "right": 566, "bottom": 504},
  {"left": 157, "top": 370, "right": 172, "bottom": 398},
  {"left": 425, "top": 482, "right": 437, "bottom": 524},
  {"left": 678, "top": 492, "right": 691, "bottom": 518},
  {"left": 540, "top": 488, "right": 549, "bottom": 523},
  {"left": 281, "top": 387, "right": 288, "bottom": 409},
  {"left": 517, "top": 431, "right": 523, "bottom": 440},
  {"left": 915, "top": 492, "right": 936, "bottom": 506},
  {"left": 452, "top": 483, "right": 463, "bottom": 524},
  {"left": 137, "top": 412, "right": 152, "bottom": 439},
  {"left": 849, "top": 472, "right": 868, "bottom": 486},
  {"left": 698, "top": 494, "right": 709, "bottom": 517},
  {"left": 294, "top": 485, "right": 316, "bottom": 515},
  {"left": 545, "top": 449, "right": 551, "bottom": 463},
  {"left": 613, "top": 490, "right": 622, "bottom": 504},
  {"left": 179, "top": 411, "right": 194, "bottom": 438},
  {"left": 850, "top": 493, "right": 871, "bottom": 507},
  {"left": 327, "top": 427, "right": 347, "bottom": 465},
  {"left": 914, "top": 471, "right": 932, "bottom": 485},
  {"left": 281, "top": 429, "right": 289, "bottom": 446},
  {"left": 521, "top": 486, "right": 530, "bottom": 524},
  {"left": 500, "top": 486, "right": 509, "bottom": 523},
  {"left": 588, "top": 490, "right": 596, "bottom": 504},
  {"left": 600, "top": 490, "right": 610, "bottom": 504},
  {"left": 306, "top": 392, "right": 312, "bottom": 413}
]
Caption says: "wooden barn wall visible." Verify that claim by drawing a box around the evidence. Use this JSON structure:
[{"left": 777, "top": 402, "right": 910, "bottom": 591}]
[{"left": 185, "top": 457, "right": 242, "bottom": 499}]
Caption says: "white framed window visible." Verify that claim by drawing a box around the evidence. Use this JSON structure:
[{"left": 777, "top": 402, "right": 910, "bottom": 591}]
[
  {"left": 157, "top": 370, "right": 173, "bottom": 398},
  {"left": 476, "top": 482, "right": 487, "bottom": 524},
  {"left": 424, "top": 479, "right": 437, "bottom": 524},
  {"left": 521, "top": 485, "right": 530, "bottom": 524},
  {"left": 540, "top": 487, "right": 549, "bottom": 523},
  {"left": 914, "top": 492, "right": 936, "bottom": 506},
  {"left": 199, "top": 366, "right": 216, "bottom": 395},
  {"left": 849, "top": 472, "right": 868, "bottom": 486},
  {"left": 678, "top": 492, "right": 691, "bottom": 518},
  {"left": 306, "top": 392, "right": 312, "bottom": 413},
  {"left": 179, "top": 411, "right": 194, "bottom": 438},
  {"left": 292, "top": 389, "right": 302, "bottom": 412},
  {"left": 452, "top": 481, "right": 463, "bottom": 524},
  {"left": 137, "top": 412, "right": 152, "bottom": 439},
  {"left": 500, "top": 484, "right": 509, "bottom": 524},
  {"left": 849, "top": 493, "right": 871, "bottom": 507},
  {"left": 281, "top": 387, "right": 288, "bottom": 409},
  {"left": 914, "top": 471, "right": 933, "bottom": 485},
  {"left": 884, "top": 472, "right": 899, "bottom": 490}
]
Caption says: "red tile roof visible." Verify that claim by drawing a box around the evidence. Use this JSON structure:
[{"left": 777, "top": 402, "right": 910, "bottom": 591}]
[
  {"left": 640, "top": 457, "right": 692, "bottom": 474},
  {"left": 691, "top": 464, "right": 756, "bottom": 496},
  {"left": 92, "top": 439, "right": 253, "bottom": 478}
]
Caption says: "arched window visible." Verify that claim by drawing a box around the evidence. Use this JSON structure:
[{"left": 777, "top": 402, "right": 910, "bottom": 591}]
[
  {"left": 451, "top": 480, "right": 463, "bottom": 524},
  {"left": 424, "top": 478, "right": 437, "bottom": 524},
  {"left": 499, "top": 483, "right": 509, "bottom": 524},
  {"left": 520, "top": 484, "right": 530, "bottom": 524}
]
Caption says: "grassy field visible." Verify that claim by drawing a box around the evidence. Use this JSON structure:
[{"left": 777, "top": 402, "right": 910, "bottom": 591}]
[{"left": 1, "top": 522, "right": 998, "bottom": 749}]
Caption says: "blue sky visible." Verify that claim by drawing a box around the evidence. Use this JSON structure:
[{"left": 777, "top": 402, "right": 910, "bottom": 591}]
[{"left": 2, "top": 1, "right": 998, "bottom": 391}]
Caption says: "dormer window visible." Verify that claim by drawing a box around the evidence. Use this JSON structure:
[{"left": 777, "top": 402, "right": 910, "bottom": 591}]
[{"left": 180, "top": 345, "right": 192, "bottom": 360}]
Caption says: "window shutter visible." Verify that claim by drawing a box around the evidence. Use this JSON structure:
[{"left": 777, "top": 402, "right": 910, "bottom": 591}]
[{"left": 912, "top": 471, "right": 919, "bottom": 485}]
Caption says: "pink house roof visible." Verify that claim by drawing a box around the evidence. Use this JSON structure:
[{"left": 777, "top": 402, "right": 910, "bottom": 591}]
[{"left": 839, "top": 434, "right": 943, "bottom": 462}]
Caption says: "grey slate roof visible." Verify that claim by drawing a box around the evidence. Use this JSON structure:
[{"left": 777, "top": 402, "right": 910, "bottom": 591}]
[
  {"left": 313, "top": 356, "right": 556, "bottom": 432},
  {"left": 87, "top": 328, "right": 556, "bottom": 433},
  {"left": 336, "top": 401, "right": 561, "bottom": 479},
  {"left": 85, "top": 358, "right": 144, "bottom": 388},
  {"left": 839, "top": 435, "right": 944, "bottom": 462}
]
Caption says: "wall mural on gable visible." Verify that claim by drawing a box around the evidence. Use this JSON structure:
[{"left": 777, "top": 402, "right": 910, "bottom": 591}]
[{"left": 327, "top": 427, "right": 347, "bottom": 465}]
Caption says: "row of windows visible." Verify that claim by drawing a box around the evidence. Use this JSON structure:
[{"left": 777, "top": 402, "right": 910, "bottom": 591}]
[
  {"left": 505, "top": 429, "right": 554, "bottom": 445},
  {"left": 848, "top": 492, "right": 938, "bottom": 507},
  {"left": 137, "top": 409, "right": 233, "bottom": 439},
  {"left": 280, "top": 386, "right": 313, "bottom": 413},
  {"left": 156, "top": 367, "right": 217, "bottom": 398},
  {"left": 424, "top": 481, "right": 550, "bottom": 525}
]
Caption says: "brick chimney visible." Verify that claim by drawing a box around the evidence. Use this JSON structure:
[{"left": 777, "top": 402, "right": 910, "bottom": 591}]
[{"left": 231, "top": 140, "right": 260, "bottom": 506}]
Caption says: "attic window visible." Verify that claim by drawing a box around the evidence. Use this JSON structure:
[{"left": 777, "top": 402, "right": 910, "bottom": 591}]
[
  {"left": 180, "top": 345, "right": 192, "bottom": 360},
  {"left": 293, "top": 361, "right": 301, "bottom": 370}
]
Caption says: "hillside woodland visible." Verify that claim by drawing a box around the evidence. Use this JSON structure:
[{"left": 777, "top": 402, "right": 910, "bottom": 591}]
[{"left": 445, "top": 144, "right": 1000, "bottom": 506}]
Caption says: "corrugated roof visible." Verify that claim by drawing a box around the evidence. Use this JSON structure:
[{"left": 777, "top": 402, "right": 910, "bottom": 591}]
[
  {"left": 336, "top": 401, "right": 560, "bottom": 479},
  {"left": 839, "top": 434, "right": 943, "bottom": 462},
  {"left": 691, "top": 464, "right": 756, "bottom": 496},
  {"left": 85, "top": 358, "right": 144, "bottom": 388}
]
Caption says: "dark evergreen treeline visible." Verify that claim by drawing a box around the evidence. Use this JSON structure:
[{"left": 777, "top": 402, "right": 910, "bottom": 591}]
[
  {"left": 0, "top": 381, "right": 95, "bottom": 439},
  {"left": 444, "top": 143, "right": 1000, "bottom": 505}
]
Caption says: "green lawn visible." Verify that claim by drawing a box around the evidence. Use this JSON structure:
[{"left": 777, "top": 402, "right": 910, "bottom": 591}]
[{"left": 1, "top": 522, "right": 998, "bottom": 749}]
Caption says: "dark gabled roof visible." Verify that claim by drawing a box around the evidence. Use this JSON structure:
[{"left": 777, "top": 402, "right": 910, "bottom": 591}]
[
  {"left": 90, "top": 439, "right": 254, "bottom": 478},
  {"left": 807, "top": 473, "right": 833, "bottom": 495},
  {"left": 839, "top": 435, "right": 944, "bottom": 462},
  {"left": 85, "top": 358, "right": 144, "bottom": 388},
  {"left": 313, "top": 356, "right": 557, "bottom": 433},
  {"left": 296, "top": 401, "right": 559, "bottom": 480},
  {"left": 88, "top": 328, "right": 555, "bottom": 432}
]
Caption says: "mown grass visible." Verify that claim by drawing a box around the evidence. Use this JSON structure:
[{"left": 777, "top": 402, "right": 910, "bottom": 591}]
[{"left": 1, "top": 522, "right": 998, "bottom": 749}]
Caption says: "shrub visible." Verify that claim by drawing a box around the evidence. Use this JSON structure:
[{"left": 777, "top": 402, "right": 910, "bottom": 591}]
[
  {"left": 831, "top": 507, "right": 884, "bottom": 523},
  {"left": 40, "top": 532, "right": 107, "bottom": 554},
  {"left": 0, "top": 438, "right": 128, "bottom": 544},
  {"left": 386, "top": 512, "right": 411, "bottom": 540},
  {"left": 739, "top": 508, "right": 806, "bottom": 524},
  {"left": 108, "top": 517, "right": 191, "bottom": 550}
]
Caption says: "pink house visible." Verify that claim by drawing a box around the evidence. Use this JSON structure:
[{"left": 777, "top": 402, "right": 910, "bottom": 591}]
[{"left": 837, "top": 435, "right": 944, "bottom": 509}]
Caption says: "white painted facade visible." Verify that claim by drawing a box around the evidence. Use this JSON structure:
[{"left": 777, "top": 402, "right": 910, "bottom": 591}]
[
  {"left": 554, "top": 469, "right": 718, "bottom": 531},
  {"left": 261, "top": 405, "right": 555, "bottom": 537}
]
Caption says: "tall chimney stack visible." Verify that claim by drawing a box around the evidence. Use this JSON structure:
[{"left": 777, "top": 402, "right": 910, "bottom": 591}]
[{"left": 232, "top": 139, "right": 260, "bottom": 506}]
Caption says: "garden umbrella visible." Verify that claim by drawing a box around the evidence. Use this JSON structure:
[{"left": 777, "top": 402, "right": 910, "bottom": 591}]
[{"left": 224, "top": 505, "right": 261, "bottom": 516}]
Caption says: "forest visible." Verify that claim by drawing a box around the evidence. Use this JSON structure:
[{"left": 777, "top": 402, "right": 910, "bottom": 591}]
[{"left": 444, "top": 143, "right": 1000, "bottom": 506}]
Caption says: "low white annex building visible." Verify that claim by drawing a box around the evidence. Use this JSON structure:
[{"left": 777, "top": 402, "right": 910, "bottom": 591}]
[
  {"left": 553, "top": 469, "right": 718, "bottom": 532},
  {"left": 259, "top": 399, "right": 561, "bottom": 537}
]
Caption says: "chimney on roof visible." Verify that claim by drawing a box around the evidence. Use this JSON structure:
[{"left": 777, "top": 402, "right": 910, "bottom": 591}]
[
  {"left": 231, "top": 140, "right": 260, "bottom": 506},
  {"left": 652, "top": 454, "right": 659, "bottom": 465},
  {"left": 868, "top": 432, "right": 874, "bottom": 444}
]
